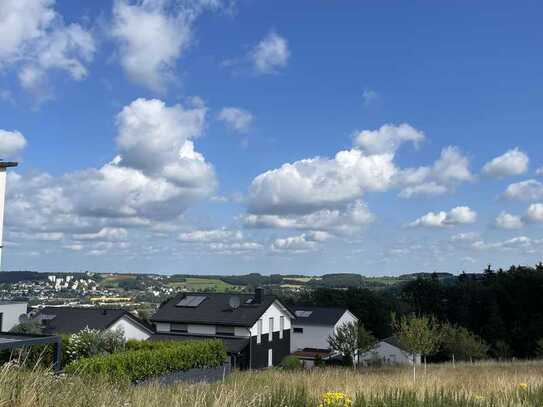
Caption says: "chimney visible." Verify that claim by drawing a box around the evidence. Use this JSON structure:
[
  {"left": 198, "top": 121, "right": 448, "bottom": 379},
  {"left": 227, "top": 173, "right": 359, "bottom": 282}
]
[
  {"left": 0, "top": 161, "right": 18, "bottom": 270},
  {"left": 254, "top": 287, "right": 263, "bottom": 304}
]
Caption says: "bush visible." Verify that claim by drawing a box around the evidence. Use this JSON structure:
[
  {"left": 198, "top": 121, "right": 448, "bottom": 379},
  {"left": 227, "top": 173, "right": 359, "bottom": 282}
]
[
  {"left": 66, "top": 328, "right": 126, "bottom": 363},
  {"left": 279, "top": 355, "right": 302, "bottom": 370},
  {"left": 65, "top": 339, "right": 226, "bottom": 383}
]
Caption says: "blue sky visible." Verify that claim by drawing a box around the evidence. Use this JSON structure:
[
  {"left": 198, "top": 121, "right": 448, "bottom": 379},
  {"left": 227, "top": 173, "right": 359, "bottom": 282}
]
[{"left": 1, "top": 0, "right": 543, "bottom": 275}]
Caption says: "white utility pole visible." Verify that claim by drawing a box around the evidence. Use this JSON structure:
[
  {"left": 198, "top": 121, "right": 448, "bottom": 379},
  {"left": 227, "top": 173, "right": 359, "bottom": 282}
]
[{"left": 0, "top": 161, "right": 18, "bottom": 270}]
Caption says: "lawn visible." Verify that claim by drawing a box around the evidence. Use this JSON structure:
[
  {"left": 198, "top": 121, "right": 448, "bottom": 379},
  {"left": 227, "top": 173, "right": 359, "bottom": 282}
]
[{"left": 3, "top": 361, "right": 543, "bottom": 406}]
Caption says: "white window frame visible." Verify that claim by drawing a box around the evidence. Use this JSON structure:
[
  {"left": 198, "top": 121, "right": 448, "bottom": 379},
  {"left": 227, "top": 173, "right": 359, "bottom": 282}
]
[
  {"left": 257, "top": 319, "right": 262, "bottom": 344},
  {"left": 268, "top": 348, "right": 273, "bottom": 367},
  {"left": 279, "top": 316, "right": 284, "bottom": 339},
  {"left": 269, "top": 317, "right": 274, "bottom": 342}
]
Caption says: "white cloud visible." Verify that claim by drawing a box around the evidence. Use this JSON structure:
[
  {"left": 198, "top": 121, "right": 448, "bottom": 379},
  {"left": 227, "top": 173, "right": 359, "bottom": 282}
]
[
  {"left": 248, "top": 149, "right": 396, "bottom": 215},
  {"left": 4, "top": 98, "right": 216, "bottom": 253},
  {"left": 482, "top": 148, "right": 529, "bottom": 178},
  {"left": 409, "top": 206, "right": 477, "bottom": 228},
  {"left": 353, "top": 123, "right": 424, "bottom": 155},
  {"left": 0, "top": 130, "right": 27, "bottom": 157},
  {"left": 271, "top": 231, "right": 331, "bottom": 253},
  {"left": 218, "top": 107, "right": 253, "bottom": 133},
  {"left": 472, "top": 236, "right": 542, "bottom": 252},
  {"left": 536, "top": 168, "right": 543, "bottom": 176},
  {"left": 451, "top": 232, "right": 479, "bottom": 242},
  {"left": 504, "top": 180, "right": 543, "bottom": 201},
  {"left": 251, "top": 31, "right": 289, "bottom": 74},
  {"left": 178, "top": 228, "right": 243, "bottom": 243},
  {"left": 397, "top": 146, "right": 473, "bottom": 198},
  {"left": 495, "top": 211, "right": 524, "bottom": 229},
  {"left": 0, "top": 0, "right": 95, "bottom": 98},
  {"left": 244, "top": 200, "right": 374, "bottom": 234},
  {"left": 525, "top": 203, "right": 543, "bottom": 223},
  {"left": 111, "top": 0, "right": 223, "bottom": 92}
]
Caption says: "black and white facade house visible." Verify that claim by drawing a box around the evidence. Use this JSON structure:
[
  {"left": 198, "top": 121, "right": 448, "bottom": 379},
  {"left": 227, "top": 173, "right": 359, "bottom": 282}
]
[{"left": 150, "top": 289, "right": 294, "bottom": 369}]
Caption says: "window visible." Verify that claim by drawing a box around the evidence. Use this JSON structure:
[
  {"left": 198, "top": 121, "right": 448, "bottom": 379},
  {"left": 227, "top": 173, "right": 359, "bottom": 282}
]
[
  {"left": 216, "top": 326, "right": 235, "bottom": 336},
  {"left": 257, "top": 319, "right": 262, "bottom": 344},
  {"left": 269, "top": 317, "right": 274, "bottom": 342},
  {"left": 176, "top": 295, "right": 207, "bottom": 307},
  {"left": 295, "top": 310, "right": 313, "bottom": 318},
  {"left": 0, "top": 313, "right": 3, "bottom": 332},
  {"left": 171, "top": 323, "right": 188, "bottom": 333},
  {"left": 279, "top": 316, "right": 284, "bottom": 339},
  {"left": 268, "top": 348, "right": 273, "bottom": 367},
  {"left": 293, "top": 327, "right": 303, "bottom": 334}
]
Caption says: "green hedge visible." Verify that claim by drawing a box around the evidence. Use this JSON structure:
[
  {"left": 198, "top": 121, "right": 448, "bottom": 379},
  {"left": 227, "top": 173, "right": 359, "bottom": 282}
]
[{"left": 65, "top": 339, "right": 226, "bottom": 383}]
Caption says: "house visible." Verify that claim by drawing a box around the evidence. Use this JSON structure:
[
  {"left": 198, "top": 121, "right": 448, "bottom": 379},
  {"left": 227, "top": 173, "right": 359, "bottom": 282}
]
[
  {"left": 33, "top": 307, "right": 153, "bottom": 340},
  {"left": 359, "top": 336, "right": 421, "bottom": 365},
  {"left": 150, "top": 289, "right": 294, "bottom": 369},
  {"left": 0, "top": 302, "right": 27, "bottom": 332},
  {"left": 290, "top": 305, "right": 358, "bottom": 352}
]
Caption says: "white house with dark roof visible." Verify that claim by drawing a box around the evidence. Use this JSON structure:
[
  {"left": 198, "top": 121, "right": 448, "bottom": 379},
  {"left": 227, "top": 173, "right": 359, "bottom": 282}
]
[
  {"left": 33, "top": 307, "right": 153, "bottom": 340},
  {"left": 290, "top": 305, "right": 358, "bottom": 353},
  {"left": 0, "top": 302, "right": 27, "bottom": 332},
  {"left": 150, "top": 289, "right": 294, "bottom": 369}
]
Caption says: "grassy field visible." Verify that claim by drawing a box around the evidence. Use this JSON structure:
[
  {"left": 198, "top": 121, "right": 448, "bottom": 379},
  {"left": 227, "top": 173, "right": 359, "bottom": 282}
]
[
  {"left": 167, "top": 277, "right": 242, "bottom": 292},
  {"left": 3, "top": 361, "right": 543, "bottom": 406}
]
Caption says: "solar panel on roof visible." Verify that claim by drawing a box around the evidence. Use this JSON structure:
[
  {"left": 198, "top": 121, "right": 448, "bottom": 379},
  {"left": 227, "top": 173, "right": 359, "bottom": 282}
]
[
  {"left": 295, "top": 310, "right": 313, "bottom": 317},
  {"left": 177, "top": 295, "right": 207, "bottom": 307}
]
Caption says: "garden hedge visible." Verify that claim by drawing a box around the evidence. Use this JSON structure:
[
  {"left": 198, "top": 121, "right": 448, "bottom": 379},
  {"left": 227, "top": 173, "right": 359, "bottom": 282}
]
[{"left": 65, "top": 339, "right": 227, "bottom": 382}]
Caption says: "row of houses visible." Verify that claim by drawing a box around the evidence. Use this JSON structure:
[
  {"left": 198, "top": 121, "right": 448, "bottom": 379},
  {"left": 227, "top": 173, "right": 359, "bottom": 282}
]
[{"left": 0, "top": 290, "right": 419, "bottom": 369}]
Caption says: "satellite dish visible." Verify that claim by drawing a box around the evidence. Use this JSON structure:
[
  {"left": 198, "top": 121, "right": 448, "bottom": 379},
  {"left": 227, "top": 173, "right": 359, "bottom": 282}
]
[{"left": 229, "top": 296, "right": 241, "bottom": 310}]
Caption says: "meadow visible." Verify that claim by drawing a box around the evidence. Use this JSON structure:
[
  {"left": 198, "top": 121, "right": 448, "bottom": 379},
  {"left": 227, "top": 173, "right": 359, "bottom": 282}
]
[{"left": 3, "top": 361, "right": 543, "bottom": 407}]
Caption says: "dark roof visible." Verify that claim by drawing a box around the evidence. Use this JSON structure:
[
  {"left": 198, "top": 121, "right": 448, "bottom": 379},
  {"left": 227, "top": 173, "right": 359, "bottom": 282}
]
[
  {"left": 34, "top": 307, "right": 152, "bottom": 335},
  {"left": 151, "top": 292, "right": 292, "bottom": 327},
  {"left": 291, "top": 349, "right": 332, "bottom": 360},
  {"left": 289, "top": 305, "right": 353, "bottom": 326},
  {"left": 150, "top": 333, "right": 249, "bottom": 354}
]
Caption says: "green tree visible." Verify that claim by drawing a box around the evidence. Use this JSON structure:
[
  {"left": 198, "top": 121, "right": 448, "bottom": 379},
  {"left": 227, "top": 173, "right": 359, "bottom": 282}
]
[
  {"left": 10, "top": 318, "right": 43, "bottom": 335},
  {"left": 392, "top": 314, "right": 442, "bottom": 382},
  {"left": 535, "top": 338, "right": 543, "bottom": 357},
  {"left": 328, "top": 321, "right": 376, "bottom": 366},
  {"left": 441, "top": 324, "right": 488, "bottom": 364}
]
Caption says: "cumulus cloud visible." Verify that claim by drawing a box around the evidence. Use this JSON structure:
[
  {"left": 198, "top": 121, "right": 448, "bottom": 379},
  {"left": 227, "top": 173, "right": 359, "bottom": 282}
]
[
  {"left": 482, "top": 148, "right": 529, "bottom": 178},
  {"left": 0, "top": 0, "right": 95, "bottom": 99},
  {"left": 495, "top": 211, "right": 524, "bottom": 229},
  {"left": 408, "top": 206, "right": 477, "bottom": 228},
  {"left": 244, "top": 200, "right": 374, "bottom": 234},
  {"left": 0, "top": 130, "right": 27, "bottom": 157},
  {"left": 525, "top": 203, "right": 543, "bottom": 223},
  {"left": 218, "top": 107, "right": 253, "bottom": 133},
  {"left": 537, "top": 168, "right": 543, "bottom": 176},
  {"left": 178, "top": 228, "right": 243, "bottom": 243},
  {"left": 472, "top": 236, "right": 542, "bottom": 252},
  {"left": 504, "top": 180, "right": 543, "bottom": 201},
  {"left": 397, "top": 146, "right": 473, "bottom": 198},
  {"left": 353, "top": 123, "right": 424, "bottom": 155},
  {"left": 4, "top": 98, "right": 216, "bottom": 254},
  {"left": 251, "top": 31, "right": 289, "bottom": 74},
  {"left": 111, "top": 0, "right": 222, "bottom": 92},
  {"left": 271, "top": 231, "right": 331, "bottom": 253}
]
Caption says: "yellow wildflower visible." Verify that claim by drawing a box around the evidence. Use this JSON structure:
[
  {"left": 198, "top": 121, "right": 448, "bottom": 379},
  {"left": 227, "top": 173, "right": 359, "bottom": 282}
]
[{"left": 518, "top": 383, "right": 528, "bottom": 390}]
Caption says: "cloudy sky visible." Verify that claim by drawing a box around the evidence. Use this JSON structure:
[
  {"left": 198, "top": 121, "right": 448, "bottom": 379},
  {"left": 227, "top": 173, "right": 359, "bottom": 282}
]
[{"left": 1, "top": 0, "right": 543, "bottom": 275}]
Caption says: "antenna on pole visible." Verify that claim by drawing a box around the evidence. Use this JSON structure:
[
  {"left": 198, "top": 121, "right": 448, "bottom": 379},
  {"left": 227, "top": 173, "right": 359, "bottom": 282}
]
[{"left": 0, "top": 160, "right": 18, "bottom": 270}]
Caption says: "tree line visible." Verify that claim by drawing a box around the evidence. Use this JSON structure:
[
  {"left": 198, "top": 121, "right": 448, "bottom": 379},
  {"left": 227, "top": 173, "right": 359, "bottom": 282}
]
[{"left": 284, "top": 263, "right": 543, "bottom": 360}]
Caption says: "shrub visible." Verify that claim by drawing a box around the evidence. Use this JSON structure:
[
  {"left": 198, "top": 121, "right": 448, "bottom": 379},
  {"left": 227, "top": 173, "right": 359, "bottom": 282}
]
[
  {"left": 65, "top": 339, "right": 226, "bottom": 383},
  {"left": 66, "top": 327, "right": 125, "bottom": 363},
  {"left": 280, "top": 355, "right": 302, "bottom": 370}
]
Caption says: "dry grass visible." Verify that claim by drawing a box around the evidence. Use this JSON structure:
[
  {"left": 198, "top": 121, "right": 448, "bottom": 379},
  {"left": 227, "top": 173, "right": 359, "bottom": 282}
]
[{"left": 1, "top": 361, "right": 543, "bottom": 406}]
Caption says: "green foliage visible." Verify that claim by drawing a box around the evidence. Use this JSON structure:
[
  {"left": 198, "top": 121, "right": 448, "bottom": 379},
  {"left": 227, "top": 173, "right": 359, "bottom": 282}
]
[
  {"left": 328, "top": 321, "right": 376, "bottom": 366},
  {"left": 279, "top": 355, "right": 302, "bottom": 370},
  {"left": 441, "top": 324, "right": 489, "bottom": 362},
  {"left": 392, "top": 314, "right": 442, "bottom": 359},
  {"left": 65, "top": 339, "right": 226, "bottom": 383},
  {"left": 66, "top": 327, "right": 125, "bottom": 363},
  {"left": 536, "top": 339, "right": 543, "bottom": 357},
  {"left": 10, "top": 319, "right": 43, "bottom": 335}
]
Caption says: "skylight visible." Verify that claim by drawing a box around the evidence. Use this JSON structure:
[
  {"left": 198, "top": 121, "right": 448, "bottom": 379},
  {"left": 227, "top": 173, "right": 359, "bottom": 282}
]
[
  {"left": 295, "top": 310, "right": 313, "bottom": 317},
  {"left": 177, "top": 295, "right": 207, "bottom": 307}
]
